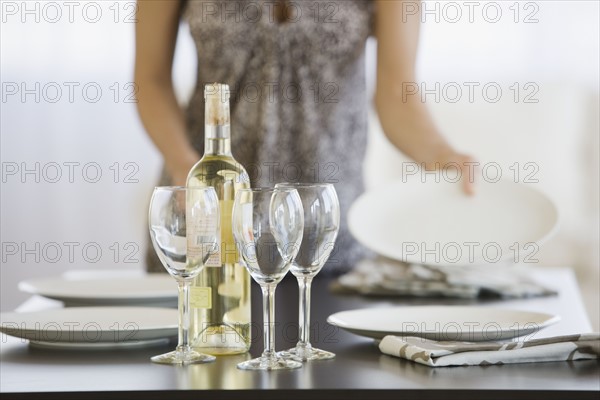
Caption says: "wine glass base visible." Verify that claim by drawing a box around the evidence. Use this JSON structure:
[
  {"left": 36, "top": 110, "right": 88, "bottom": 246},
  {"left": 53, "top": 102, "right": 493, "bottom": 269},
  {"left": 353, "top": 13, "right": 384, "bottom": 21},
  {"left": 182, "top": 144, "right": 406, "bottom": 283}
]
[
  {"left": 151, "top": 349, "right": 216, "bottom": 365},
  {"left": 279, "top": 346, "right": 336, "bottom": 362},
  {"left": 237, "top": 355, "right": 302, "bottom": 370}
]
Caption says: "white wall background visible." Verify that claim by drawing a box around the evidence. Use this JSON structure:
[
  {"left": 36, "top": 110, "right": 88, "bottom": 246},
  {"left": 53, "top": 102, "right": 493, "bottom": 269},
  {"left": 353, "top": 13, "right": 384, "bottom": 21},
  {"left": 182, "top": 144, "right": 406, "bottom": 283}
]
[{"left": 1, "top": 0, "right": 598, "bottom": 325}]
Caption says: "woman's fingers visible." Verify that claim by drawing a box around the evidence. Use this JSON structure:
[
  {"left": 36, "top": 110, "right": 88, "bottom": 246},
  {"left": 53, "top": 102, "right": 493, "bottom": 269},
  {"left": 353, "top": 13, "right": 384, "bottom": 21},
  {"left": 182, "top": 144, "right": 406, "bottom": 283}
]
[{"left": 430, "top": 152, "right": 477, "bottom": 196}]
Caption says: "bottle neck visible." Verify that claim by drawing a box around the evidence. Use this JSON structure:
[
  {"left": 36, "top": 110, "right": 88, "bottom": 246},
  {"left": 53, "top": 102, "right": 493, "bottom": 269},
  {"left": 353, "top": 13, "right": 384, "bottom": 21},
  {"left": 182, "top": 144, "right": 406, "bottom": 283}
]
[{"left": 204, "top": 125, "right": 232, "bottom": 156}]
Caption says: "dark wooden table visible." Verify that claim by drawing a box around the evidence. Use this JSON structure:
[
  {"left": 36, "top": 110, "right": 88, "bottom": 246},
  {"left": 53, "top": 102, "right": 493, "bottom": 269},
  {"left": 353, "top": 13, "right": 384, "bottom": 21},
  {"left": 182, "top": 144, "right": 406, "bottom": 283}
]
[{"left": 1, "top": 268, "right": 599, "bottom": 399}]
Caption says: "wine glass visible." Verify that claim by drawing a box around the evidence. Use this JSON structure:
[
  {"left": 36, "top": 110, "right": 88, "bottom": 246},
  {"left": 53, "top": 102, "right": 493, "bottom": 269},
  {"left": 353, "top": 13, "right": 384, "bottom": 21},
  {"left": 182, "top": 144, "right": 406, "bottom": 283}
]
[
  {"left": 276, "top": 183, "right": 340, "bottom": 362},
  {"left": 148, "top": 186, "right": 219, "bottom": 365},
  {"left": 232, "top": 187, "right": 304, "bottom": 370}
]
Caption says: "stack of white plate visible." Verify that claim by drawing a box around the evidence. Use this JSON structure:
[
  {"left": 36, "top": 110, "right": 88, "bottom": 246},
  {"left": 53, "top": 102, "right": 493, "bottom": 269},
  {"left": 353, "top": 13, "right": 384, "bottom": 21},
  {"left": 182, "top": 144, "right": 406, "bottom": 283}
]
[
  {"left": 0, "top": 272, "right": 178, "bottom": 349},
  {"left": 0, "top": 307, "right": 178, "bottom": 350},
  {"left": 18, "top": 273, "right": 177, "bottom": 308}
]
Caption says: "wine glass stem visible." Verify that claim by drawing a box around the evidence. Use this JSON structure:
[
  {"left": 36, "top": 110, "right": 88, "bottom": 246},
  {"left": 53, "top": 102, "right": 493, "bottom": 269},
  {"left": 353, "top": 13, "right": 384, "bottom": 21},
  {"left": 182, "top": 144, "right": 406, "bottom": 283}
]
[
  {"left": 298, "top": 276, "right": 313, "bottom": 347},
  {"left": 177, "top": 279, "right": 192, "bottom": 352},
  {"left": 261, "top": 284, "right": 277, "bottom": 357}
]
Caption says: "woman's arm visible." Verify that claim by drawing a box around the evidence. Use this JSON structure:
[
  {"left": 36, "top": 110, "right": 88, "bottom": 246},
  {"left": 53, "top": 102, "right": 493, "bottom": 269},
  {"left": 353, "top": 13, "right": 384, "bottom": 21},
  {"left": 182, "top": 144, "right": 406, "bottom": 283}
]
[
  {"left": 374, "top": 0, "right": 475, "bottom": 194},
  {"left": 134, "top": 0, "right": 199, "bottom": 186}
]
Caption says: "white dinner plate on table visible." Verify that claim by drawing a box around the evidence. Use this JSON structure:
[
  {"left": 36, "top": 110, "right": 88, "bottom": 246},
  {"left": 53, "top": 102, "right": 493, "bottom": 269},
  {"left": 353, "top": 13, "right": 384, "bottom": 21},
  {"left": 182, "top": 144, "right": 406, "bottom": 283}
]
[
  {"left": 327, "top": 306, "right": 560, "bottom": 342},
  {"left": 0, "top": 307, "right": 177, "bottom": 349},
  {"left": 19, "top": 274, "right": 176, "bottom": 307},
  {"left": 348, "top": 177, "right": 558, "bottom": 267}
]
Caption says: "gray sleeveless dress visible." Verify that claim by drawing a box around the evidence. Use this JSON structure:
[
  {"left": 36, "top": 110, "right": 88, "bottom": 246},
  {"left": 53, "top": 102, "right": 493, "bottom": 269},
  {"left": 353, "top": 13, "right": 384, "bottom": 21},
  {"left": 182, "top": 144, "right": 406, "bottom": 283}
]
[{"left": 147, "top": 0, "right": 374, "bottom": 273}]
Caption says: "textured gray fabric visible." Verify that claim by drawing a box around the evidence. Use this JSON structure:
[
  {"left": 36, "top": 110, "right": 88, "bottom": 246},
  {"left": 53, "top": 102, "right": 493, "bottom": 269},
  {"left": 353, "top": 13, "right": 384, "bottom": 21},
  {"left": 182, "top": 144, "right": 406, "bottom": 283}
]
[
  {"left": 332, "top": 257, "right": 558, "bottom": 298},
  {"left": 147, "top": 0, "right": 374, "bottom": 273}
]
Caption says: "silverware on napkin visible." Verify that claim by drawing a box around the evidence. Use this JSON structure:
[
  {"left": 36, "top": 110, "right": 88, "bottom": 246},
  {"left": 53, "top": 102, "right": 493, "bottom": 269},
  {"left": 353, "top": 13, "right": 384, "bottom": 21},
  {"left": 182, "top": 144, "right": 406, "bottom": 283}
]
[{"left": 379, "top": 333, "right": 600, "bottom": 367}]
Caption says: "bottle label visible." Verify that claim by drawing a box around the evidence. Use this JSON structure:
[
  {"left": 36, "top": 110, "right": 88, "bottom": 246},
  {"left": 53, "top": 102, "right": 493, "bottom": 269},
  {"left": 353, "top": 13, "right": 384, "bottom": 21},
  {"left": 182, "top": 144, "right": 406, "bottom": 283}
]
[
  {"left": 190, "top": 286, "right": 212, "bottom": 309},
  {"left": 204, "top": 248, "right": 221, "bottom": 268},
  {"left": 187, "top": 194, "right": 221, "bottom": 267}
]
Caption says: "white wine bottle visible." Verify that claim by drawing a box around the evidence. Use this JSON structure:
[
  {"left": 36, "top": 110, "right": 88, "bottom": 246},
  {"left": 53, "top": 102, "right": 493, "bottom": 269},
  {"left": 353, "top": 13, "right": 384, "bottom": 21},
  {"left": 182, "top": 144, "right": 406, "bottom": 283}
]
[{"left": 187, "top": 83, "right": 251, "bottom": 355}]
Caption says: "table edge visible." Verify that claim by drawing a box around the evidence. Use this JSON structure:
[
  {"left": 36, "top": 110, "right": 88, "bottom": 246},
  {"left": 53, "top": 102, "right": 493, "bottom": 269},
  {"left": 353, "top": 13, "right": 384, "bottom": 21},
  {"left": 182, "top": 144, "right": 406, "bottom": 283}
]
[{"left": 1, "top": 389, "right": 599, "bottom": 400}]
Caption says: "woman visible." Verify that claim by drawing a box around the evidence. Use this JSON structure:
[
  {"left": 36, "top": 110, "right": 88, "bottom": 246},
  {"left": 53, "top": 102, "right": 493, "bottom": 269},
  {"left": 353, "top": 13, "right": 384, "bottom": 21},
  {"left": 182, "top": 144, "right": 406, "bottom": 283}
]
[{"left": 135, "top": 0, "right": 474, "bottom": 272}]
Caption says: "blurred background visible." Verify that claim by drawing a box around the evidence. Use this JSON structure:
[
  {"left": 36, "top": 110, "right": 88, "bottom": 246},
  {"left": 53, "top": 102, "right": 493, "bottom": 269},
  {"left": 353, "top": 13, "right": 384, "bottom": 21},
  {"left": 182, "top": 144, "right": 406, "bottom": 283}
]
[{"left": 1, "top": 1, "right": 598, "bottom": 328}]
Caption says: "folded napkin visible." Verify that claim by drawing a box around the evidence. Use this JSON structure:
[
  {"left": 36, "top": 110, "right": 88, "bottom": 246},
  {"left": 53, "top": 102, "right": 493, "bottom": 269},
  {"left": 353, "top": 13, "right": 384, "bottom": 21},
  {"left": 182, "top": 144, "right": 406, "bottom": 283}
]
[
  {"left": 379, "top": 333, "right": 600, "bottom": 367},
  {"left": 331, "top": 257, "right": 557, "bottom": 299}
]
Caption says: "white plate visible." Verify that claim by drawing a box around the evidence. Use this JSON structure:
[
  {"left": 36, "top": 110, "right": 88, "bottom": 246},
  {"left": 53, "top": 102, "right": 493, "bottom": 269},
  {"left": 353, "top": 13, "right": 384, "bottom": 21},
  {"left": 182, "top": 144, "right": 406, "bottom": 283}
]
[
  {"left": 348, "top": 178, "right": 558, "bottom": 266},
  {"left": 61, "top": 269, "right": 146, "bottom": 280},
  {"left": 0, "top": 307, "right": 178, "bottom": 344},
  {"left": 327, "top": 306, "right": 560, "bottom": 341},
  {"left": 19, "top": 274, "right": 176, "bottom": 307},
  {"left": 28, "top": 338, "right": 170, "bottom": 350}
]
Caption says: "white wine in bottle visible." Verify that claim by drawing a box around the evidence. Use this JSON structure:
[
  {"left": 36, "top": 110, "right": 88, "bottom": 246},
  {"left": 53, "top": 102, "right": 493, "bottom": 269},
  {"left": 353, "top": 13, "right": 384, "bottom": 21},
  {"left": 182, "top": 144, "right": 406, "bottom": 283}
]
[{"left": 187, "top": 83, "right": 251, "bottom": 355}]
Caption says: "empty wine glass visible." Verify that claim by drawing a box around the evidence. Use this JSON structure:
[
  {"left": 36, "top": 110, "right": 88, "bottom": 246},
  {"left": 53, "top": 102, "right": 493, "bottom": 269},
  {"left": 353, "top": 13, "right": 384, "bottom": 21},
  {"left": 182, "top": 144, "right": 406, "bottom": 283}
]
[
  {"left": 148, "top": 186, "right": 219, "bottom": 365},
  {"left": 232, "top": 188, "right": 304, "bottom": 370},
  {"left": 276, "top": 183, "right": 340, "bottom": 362}
]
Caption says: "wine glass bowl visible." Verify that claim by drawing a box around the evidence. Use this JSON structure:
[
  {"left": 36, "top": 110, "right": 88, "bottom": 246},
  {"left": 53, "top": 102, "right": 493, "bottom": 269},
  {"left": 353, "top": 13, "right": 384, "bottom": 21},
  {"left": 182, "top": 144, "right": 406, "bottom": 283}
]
[
  {"left": 232, "top": 187, "right": 304, "bottom": 370},
  {"left": 275, "top": 183, "right": 341, "bottom": 362},
  {"left": 148, "top": 186, "right": 219, "bottom": 365}
]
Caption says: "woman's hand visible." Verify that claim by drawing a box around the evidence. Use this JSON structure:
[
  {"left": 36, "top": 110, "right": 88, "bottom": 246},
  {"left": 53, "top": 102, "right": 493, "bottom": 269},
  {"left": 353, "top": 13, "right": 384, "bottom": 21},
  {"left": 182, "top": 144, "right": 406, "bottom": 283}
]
[
  {"left": 170, "top": 160, "right": 197, "bottom": 187},
  {"left": 430, "top": 148, "right": 477, "bottom": 196},
  {"left": 376, "top": 94, "right": 477, "bottom": 195},
  {"left": 374, "top": 0, "right": 475, "bottom": 195}
]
